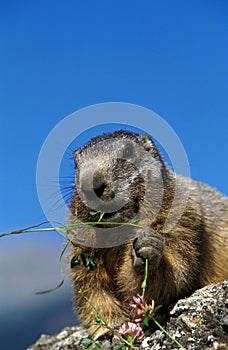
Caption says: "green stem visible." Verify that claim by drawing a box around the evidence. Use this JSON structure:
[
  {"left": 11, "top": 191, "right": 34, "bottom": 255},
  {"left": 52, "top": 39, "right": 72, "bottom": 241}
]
[
  {"left": 23, "top": 227, "right": 66, "bottom": 233},
  {"left": 0, "top": 220, "right": 144, "bottom": 239},
  {"left": 36, "top": 240, "right": 70, "bottom": 294},
  {"left": 78, "top": 290, "right": 106, "bottom": 326},
  {"left": 151, "top": 316, "right": 185, "bottom": 349},
  {"left": 0, "top": 226, "right": 66, "bottom": 238},
  {"left": 109, "top": 331, "right": 137, "bottom": 350},
  {"left": 97, "top": 211, "right": 105, "bottom": 223},
  {"left": 141, "top": 258, "right": 149, "bottom": 298},
  {"left": 79, "top": 290, "right": 138, "bottom": 349},
  {"left": 68, "top": 221, "right": 143, "bottom": 228}
]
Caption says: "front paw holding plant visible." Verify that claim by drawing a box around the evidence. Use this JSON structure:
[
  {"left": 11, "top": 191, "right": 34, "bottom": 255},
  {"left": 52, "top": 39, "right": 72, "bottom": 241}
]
[{"left": 132, "top": 229, "right": 164, "bottom": 270}]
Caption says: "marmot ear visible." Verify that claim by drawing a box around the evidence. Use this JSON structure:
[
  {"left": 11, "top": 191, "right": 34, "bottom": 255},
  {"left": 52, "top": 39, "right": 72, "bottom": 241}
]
[
  {"left": 139, "top": 134, "right": 164, "bottom": 162},
  {"left": 139, "top": 134, "right": 156, "bottom": 153}
]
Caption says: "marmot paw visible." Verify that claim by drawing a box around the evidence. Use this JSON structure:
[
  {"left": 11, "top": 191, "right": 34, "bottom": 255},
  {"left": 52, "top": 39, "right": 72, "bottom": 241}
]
[{"left": 132, "top": 229, "right": 164, "bottom": 270}]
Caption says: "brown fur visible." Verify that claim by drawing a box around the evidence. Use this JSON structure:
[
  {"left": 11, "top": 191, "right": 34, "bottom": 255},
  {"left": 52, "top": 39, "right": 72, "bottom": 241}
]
[{"left": 67, "top": 130, "right": 228, "bottom": 336}]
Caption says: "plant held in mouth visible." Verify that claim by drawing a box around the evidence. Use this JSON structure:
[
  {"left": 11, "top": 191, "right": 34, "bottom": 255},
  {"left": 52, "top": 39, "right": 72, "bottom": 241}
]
[
  {"left": 0, "top": 212, "right": 185, "bottom": 349},
  {"left": 0, "top": 211, "right": 142, "bottom": 293}
]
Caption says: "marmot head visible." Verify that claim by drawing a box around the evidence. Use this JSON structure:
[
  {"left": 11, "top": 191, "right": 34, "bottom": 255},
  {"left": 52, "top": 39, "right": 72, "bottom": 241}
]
[{"left": 70, "top": 130, "right": 167, "bottom": 226}]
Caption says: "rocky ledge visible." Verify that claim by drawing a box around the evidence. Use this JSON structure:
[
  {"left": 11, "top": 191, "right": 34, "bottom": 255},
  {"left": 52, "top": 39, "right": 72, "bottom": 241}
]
[{"left": 28, "top": 281, "right": 228, "bottom": 350}]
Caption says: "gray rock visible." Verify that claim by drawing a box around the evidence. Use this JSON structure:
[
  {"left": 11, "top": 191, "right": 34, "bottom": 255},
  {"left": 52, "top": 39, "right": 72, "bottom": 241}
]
[{"left": 28, "top": 281, "right": 228, "bottom": 350}]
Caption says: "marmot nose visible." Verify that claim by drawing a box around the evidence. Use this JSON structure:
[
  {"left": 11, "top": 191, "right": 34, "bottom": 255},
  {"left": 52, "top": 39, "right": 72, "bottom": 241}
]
[{"left": 80, "top": 170, "right": 115, "bottom": 202}]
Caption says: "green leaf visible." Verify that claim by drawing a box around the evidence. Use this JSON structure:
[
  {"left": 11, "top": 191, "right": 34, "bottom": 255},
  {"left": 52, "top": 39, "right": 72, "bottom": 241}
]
[
  {"left": 143, "top": 316, "right": 150, "bottom": 327},
  {"left": 94, "top": 316, "right": 105, "bottom": 326},
  {"left": 81, "top": 254, "right": 96, "bottom": 270},
  {"left": 115, "top": 344, "right": 126, "bottom": 350},
  {"left": 154, "top": 304, "right": 162, "bottom": 312},
  {"left": 89, "top": 210, "right": 105, "bottom": 222},
  {"left": 81, "top": 338, "right": 92, "bottom": 345},
  {"left": 95, "top": 343, "right": 101, "bottom": 350},
  {"left": 94, "top": 316, "right": 102, "bottom": 323},
  {"left": 71, "top": 254, "right": 81, "bottom": 268},
  {"left": 90, "top": 210, "right": 99, "bottom": 216}
]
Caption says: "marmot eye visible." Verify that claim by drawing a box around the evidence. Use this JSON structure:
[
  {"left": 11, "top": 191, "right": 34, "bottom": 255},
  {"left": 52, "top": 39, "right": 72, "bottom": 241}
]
[{"left": 123, "top": 143, "right": 134, "bottom": 158}]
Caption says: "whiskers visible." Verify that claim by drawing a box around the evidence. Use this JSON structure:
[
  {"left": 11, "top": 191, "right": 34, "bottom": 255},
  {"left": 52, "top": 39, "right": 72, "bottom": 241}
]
[{"left": 49, "top": 175, "right": 75, "bottom": 210}]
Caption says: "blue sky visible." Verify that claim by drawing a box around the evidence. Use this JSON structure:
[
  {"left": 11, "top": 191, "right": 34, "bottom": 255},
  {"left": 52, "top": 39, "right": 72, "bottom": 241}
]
[{"left": 0, "top": 0, "right": 228, "bottom": 348}]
